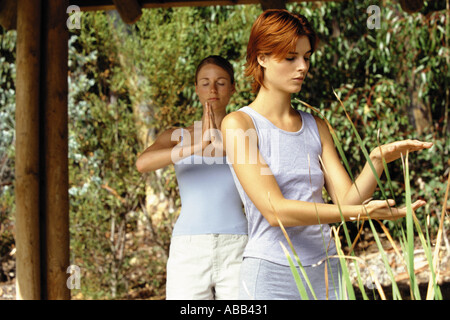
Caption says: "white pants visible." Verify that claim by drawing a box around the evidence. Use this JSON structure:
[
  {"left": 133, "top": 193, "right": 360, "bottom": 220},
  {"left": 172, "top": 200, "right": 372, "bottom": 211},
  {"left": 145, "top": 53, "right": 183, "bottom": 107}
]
[{"left": 166, "top": 234, "right": 248, "bottom": 300}]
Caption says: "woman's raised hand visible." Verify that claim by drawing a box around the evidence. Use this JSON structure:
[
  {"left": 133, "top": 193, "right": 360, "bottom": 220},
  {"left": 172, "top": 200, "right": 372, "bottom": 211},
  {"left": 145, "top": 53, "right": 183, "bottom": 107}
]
[{"left": 370, "top": 139, "right": 433, "bottom": 165}]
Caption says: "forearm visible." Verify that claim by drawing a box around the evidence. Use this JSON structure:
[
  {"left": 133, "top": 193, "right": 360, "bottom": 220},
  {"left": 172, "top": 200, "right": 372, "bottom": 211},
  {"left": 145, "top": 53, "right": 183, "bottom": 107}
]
[
  {"left": 341, "top": 155, "right": 384, "bottom": 205},
  {"left": 136, "top": 143, "right": 199, "bottom": 172},
  {"left": 268, "top": 196, "right": 364, "bottom": 227}
]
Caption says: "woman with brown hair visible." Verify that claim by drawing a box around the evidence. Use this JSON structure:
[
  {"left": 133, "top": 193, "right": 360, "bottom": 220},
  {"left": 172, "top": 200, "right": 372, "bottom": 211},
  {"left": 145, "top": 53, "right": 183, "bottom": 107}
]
[{"left": 137, "top": 56, "right": 247, "bottom": 300}]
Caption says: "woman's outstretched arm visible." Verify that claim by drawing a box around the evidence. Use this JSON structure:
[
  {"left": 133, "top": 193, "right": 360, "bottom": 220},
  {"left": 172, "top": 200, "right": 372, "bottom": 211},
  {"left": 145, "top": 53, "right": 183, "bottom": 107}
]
[
  {"left": 315, "top": 117, "right": 433, "bottom": 205},
  {"left": 221, "top": 111, "right": 425, "bottom": 227}
]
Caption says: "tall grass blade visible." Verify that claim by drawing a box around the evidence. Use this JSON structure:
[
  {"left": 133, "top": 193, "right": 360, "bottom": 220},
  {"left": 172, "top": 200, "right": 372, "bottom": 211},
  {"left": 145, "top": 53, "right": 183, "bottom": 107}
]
[
  {"left": 402, "top": 151, "right": 422, "bottom": 299},
  {"left": 375, "top": 128, "right": 397, "bottom": 208},
  {"left": 329, "top": 227, "right": 357, "bottom": 300},
  {"left": 330, "top": 226, "right": 387, "bottom": 300},
  {"left": 279, "top": 241, "right": 311, "bottom": 300},
  {"left": 426, "top": 172, "right": 450, "bottom": 299},
  {"left": 268, "top": 192, "right": 318, "bottom": 300}
]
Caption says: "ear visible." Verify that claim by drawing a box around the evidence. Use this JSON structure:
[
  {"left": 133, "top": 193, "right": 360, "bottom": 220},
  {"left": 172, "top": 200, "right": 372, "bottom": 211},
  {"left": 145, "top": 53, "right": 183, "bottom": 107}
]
[
  {"left": 257, "top": 54, "right": 266, "bottom": 68},
  {"left": 231, "top": 83, "right": 236, "bottom": 95}
]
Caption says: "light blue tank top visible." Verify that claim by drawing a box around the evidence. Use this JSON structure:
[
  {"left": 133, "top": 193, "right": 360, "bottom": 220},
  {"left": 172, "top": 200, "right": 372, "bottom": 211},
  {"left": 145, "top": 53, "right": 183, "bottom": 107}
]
[
  {"left": 230, "top": 107, "right": 337, "bottom": 266},
  {"left": 172, "top": 128, "right": 247, "bottom": 236}
]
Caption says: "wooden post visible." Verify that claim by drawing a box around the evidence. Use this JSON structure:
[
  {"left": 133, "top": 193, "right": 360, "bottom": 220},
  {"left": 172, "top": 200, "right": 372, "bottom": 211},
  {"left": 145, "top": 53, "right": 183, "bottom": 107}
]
[
  {"left": 41, "top": 0, "right": 71, "bottom": 300},
  {"left": 15, "top": 0, "right": 70, "bottom": 300},
  {"left": 15, "top": 0, "right": 42, "bottom": 300}
]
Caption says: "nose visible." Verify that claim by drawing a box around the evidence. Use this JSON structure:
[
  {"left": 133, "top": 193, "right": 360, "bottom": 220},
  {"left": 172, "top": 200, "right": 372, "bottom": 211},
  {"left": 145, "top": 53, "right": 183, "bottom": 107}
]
[
  {"left": 297, "top": 57, "right": 308, "bottom": 72},
  {"left": 209, "top": 83, "right": 218, "bottom": 93}
]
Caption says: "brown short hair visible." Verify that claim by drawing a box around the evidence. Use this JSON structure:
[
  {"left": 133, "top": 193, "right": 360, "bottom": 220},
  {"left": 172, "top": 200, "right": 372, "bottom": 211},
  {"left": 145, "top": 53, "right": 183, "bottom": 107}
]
[{"left": 195, "top": 55, "right": 235, "bottom": 85}]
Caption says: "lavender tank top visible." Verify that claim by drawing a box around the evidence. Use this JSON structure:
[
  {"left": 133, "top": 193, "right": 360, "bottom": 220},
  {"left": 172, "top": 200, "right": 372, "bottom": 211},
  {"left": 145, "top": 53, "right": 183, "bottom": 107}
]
[
  {"left": 172, "top": 128, "right": 247, "bottom": 236},
  {"left": 229, "top": 106, "right": 337, "bottom": 266}
]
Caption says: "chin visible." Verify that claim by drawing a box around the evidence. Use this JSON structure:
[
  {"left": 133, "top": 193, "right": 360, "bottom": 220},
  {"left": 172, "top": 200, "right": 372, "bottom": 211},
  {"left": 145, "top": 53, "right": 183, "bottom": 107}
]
[
  {"left": 213, "top": 103, "right": 227, "bottom": 111},
  {"left": 289, "top": 86, "right": 303, "bottom": 94}
]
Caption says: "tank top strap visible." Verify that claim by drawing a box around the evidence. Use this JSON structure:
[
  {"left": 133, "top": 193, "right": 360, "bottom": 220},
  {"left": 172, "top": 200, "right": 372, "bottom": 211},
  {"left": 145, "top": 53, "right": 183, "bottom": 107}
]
[
  {"left": 297, "top": 110, "right": 322, "bottom": 152},
  {"left": 237, "top": 106, "right": 319, "bottom": 138}
]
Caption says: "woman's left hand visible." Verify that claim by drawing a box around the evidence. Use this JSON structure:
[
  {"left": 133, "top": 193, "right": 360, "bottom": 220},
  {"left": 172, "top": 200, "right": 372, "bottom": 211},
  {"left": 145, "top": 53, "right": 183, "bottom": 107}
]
[
  {"left": 370, "top": 139, "right": 433, "bottom": 164},
  {"left": 204, "top": 102, "right": 225, "bottom": 156}
]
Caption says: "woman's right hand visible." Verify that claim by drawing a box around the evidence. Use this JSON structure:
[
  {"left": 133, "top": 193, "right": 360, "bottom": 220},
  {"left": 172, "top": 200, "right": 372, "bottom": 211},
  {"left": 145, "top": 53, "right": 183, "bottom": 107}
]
[
  {"left": 197, "top": 102, "right": 224, "bottom": 155},
  {"left": 359, "top": 199, "right": 426, "bottom": 221},
  {"left": 199, "top": 102, "right": 213, "bottom": 150}
]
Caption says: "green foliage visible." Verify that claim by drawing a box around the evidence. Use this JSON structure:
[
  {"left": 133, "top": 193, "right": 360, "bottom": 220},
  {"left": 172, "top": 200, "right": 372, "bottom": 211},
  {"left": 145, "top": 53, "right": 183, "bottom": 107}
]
[
  {"left": 0, "top": 27, "right": 16, "bottom": 282},
  {"left": 68, "top": 12, "right": 149, "bottom": 298}
]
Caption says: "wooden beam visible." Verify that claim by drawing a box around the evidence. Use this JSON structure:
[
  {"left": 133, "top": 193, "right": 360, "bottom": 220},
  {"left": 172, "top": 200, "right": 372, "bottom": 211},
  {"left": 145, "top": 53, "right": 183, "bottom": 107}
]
[
  {"left": 259, "top": 0, "right": 286, "bottom": 10},
  {"left": 398, "top": 0, "right": 424, "bottom": 14},
  {"left": 71, "top": 0, "right": 342, "bottom": 11},
  {"left": 0, "top": 0, "right": 17, "bottom": 30},
  {"left": 15, "top": 0, "right": 42, "bottom": 300},
  {"left": 113, "top": 0, "right": 142, "bottom": 24},
  {"left": 41, "top": 0, "right": 71, "bottom": 300}
]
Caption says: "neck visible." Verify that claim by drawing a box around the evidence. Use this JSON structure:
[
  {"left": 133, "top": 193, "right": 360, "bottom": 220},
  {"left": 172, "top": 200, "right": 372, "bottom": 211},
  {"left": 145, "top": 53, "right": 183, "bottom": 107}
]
[{"left": 250, "top": 86, "right": 292, "bottom": 118}]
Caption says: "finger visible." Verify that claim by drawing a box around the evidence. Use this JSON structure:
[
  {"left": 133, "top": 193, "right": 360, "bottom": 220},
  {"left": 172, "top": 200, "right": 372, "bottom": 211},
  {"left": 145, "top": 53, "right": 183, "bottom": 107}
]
[
  {"left": 386, "top": 199, "right": 396, "bottom": 207},
  {"left": 411, "top": 199, "right": 427, "bottom": 210},
  {"left": 202, "top": 102, "right": 209, "bottom": 121},
  {"left": 203, "top": 102, "right": 210, "bottom": 131},
  {"left": 367, "top": 199, "right": 395, "bottom": 211},
  {"left": 413, "top": 141, "right": 433, "bottom": 151},
  {"left": 393, "top": 200, "right": 426, "bottom": 216},
  {"left": 209, "top": 103, "right": 215, "bottom": 119},
  {"left": 210, "top": 106, "right": 216, "bottom": 129},
  {"left": 379, "top": 199, "right": 396, "bottom": 208},
  {"left": 399, "top": 140, "right": 433, "bottom": 151}
]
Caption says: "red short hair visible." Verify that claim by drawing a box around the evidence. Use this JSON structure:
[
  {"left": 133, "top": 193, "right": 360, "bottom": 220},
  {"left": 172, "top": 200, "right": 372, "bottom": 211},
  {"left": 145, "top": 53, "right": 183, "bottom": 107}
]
[{"left": 245, "top": 9, "right": 318, "bottom": 93}]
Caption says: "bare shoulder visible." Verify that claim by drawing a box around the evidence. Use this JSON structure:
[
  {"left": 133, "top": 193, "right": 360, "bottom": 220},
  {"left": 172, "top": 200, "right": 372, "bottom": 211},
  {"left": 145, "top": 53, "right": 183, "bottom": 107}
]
[
  {"left": 222, "top": 110, "right": 254, "bottom": 131},
  {"left": 312, "top": 115, "right": 328, "bottom": 131}
]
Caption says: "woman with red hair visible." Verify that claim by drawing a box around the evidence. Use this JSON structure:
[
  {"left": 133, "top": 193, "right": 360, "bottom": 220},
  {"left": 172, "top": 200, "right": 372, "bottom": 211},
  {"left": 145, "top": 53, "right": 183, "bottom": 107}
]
[{"left": 221, "top": 9, "right": 432, "bottom": 299}]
